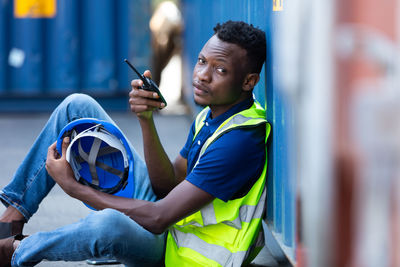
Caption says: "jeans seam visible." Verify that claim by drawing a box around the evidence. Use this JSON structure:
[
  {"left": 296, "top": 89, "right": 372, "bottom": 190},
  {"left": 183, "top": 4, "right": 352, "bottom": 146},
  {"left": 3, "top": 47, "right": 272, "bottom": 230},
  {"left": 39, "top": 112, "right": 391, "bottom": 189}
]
[
  {"left": 0, "top": 193, "right": 30, "bottom": 221},
  {"left": 1, "top": 160, "right": 47, "bottom": 220},
  {"left": 22, "top": 160, "right": 47, "bottom": 199}
]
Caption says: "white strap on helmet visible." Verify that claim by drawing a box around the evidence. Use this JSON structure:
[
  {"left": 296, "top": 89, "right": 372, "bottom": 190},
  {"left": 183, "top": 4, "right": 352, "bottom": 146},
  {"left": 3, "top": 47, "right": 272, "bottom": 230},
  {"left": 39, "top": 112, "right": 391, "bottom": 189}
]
[{"left": 66, "top": 124, "right": 128, "bottom": 187}]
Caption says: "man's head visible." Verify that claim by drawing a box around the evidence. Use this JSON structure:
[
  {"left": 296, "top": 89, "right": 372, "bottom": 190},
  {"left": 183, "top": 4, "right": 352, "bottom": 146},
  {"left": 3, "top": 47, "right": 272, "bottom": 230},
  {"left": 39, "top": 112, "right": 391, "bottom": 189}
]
[
  {"left": 192, "top": 21, "right": 266, "bottom": 116},
  {"left": 213, "top": 20, "right": 266, "bottom": 74}
]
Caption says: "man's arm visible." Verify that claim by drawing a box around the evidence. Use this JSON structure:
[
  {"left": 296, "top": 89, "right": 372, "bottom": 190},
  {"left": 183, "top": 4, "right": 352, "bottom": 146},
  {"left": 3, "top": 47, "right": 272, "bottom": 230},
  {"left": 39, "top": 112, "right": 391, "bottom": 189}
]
[
  {"left": 136, "top": 112, "right": 187, "bottom": 198},
  {"left": 129, "top": 70, "right": 187, "bottom": 197},
  {"left": 46, "top": 139, "right": 213, "bottom": 234}
]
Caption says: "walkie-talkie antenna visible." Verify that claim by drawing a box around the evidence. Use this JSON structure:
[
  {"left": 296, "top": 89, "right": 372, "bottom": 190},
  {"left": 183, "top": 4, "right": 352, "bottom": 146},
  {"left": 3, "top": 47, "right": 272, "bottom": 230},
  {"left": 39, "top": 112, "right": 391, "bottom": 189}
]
[
  {"left": 124, "top": 59, "right": 150, "bottom": 87},
  {"left": 123, "top": 58, "right": 167, "bottom": 107}
]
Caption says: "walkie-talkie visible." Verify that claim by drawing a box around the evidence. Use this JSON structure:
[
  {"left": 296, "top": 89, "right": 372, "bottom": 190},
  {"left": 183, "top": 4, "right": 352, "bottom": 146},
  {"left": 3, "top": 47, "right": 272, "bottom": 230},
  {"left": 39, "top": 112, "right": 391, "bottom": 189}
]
[{"left": 124, "top": 59, "right": 167, "bottom": 107}]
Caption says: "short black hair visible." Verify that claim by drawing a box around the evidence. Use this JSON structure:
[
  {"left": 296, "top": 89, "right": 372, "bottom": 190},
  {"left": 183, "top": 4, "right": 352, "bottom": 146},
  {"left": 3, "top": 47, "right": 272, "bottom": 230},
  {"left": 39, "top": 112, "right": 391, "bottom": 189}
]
[{"left": 213, "top": 20, "right": 266, "bottom": 74}]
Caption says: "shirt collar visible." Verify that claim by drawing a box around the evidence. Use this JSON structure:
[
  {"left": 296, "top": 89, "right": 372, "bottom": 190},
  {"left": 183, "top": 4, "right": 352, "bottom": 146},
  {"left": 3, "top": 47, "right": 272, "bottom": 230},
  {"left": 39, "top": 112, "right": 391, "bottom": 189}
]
[{"left": 204, "top": 97, "right": 254, "bottom": 127}]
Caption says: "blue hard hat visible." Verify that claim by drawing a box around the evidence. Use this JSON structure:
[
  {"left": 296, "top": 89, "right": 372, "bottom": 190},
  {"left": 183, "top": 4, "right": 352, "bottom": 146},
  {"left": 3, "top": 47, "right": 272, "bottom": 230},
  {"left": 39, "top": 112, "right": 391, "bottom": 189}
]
[{"left": 56, "top": 118, "right": 135, "bottom": 209}]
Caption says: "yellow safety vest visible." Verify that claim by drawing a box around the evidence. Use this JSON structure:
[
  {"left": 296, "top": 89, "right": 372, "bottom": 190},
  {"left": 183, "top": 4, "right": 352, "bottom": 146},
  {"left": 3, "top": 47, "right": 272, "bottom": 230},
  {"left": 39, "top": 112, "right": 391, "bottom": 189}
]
[{"left": 165, "top": 100, "right": 271, "bottom": 267}]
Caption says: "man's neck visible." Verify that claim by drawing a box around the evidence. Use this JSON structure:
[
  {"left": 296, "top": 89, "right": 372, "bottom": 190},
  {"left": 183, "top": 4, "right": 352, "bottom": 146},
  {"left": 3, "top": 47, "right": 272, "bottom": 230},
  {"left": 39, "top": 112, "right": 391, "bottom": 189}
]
[{"left": 209, "top": 95, "right": 253, "bottom": 119}]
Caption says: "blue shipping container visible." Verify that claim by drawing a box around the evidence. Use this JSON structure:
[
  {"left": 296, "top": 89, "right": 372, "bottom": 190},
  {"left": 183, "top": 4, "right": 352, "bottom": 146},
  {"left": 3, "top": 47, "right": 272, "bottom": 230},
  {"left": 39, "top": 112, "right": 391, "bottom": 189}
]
[{"left": 0, "top": 0, "right": 151, "bottom": 97}]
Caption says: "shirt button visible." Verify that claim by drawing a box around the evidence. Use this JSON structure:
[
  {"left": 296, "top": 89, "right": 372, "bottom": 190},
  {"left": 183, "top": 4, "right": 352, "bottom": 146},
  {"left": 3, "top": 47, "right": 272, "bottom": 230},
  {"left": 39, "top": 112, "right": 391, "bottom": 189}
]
[
  {"left": 197, "top": 140, "right": 201, "bottom": 145},
  {"left": 205, "top": 122, "right": 209, "bottom": 126}
]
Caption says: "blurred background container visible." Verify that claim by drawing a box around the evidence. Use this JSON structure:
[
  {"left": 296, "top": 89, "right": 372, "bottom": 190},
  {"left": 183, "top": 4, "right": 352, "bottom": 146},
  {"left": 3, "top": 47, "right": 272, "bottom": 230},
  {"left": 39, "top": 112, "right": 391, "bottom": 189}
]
[{"left": 0, "top": 0, "right": 151, "bottom": 111}]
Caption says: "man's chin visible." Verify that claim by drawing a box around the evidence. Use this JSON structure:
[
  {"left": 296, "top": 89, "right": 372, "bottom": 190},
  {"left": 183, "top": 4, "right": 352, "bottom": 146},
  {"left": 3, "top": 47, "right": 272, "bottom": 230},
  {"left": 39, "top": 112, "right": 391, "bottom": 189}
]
[{"left": 193, "top": 96, "right": 208, "bottom": 107}]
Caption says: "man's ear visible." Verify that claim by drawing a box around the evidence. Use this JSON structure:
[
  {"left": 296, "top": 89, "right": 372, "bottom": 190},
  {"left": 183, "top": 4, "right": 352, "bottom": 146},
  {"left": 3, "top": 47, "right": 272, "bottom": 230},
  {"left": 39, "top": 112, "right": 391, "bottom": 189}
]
[{"left": 242, "top": 73, "right": 260, "bottom": 92}]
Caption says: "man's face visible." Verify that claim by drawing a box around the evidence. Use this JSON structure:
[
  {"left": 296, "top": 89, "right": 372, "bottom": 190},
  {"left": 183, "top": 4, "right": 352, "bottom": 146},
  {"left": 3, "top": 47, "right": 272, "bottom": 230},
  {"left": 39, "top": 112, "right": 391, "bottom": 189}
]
[{"left": 192, "top": 35, "right": 249, "bottom": 112}]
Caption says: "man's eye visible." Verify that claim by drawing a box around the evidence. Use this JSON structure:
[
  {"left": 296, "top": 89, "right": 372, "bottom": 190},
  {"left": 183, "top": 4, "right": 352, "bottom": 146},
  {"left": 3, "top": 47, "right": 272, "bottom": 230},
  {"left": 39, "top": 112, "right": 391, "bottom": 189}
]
[
  {"left": 198, "top": 58, "right": 205, "bottom": 64},
  {"left": 216, "top": 67, "right": 226, "bottom": 73}
]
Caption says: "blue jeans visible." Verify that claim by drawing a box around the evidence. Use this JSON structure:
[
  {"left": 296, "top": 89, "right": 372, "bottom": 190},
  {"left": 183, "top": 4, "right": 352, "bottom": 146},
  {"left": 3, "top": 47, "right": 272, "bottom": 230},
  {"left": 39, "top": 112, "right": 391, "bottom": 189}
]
[{"left": 0, "top": 94, "right": 166, "bottom": 266}]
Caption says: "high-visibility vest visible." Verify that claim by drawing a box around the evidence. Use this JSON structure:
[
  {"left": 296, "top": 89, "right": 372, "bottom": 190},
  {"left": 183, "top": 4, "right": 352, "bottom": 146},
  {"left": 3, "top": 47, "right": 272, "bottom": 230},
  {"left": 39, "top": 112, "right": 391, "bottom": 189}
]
[{"left": 165, "top": 100, "right": 271, "bottom": 267}]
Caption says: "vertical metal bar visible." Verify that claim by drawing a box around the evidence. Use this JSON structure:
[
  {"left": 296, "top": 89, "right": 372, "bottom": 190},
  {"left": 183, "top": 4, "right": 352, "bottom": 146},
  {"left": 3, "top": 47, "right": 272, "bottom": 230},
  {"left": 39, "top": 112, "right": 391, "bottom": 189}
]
[
  {"left": 265, "top": 0, "right": 276, "bottom": 227},
  {"left": 115, "top": 0, "right": 130, "bottom": 93},
  {"left": 10, "top": 16, "right": 44, "bottom": 93},
  {"left": 45, "top": 0, "right": 79, "bottom": 93},
  {"left": 0, "top": 0, "right": 10, "bottom": 93},
  {"left": 81, "top": 0, "right": 115, "bottom": 92},
  {"left": 266, "top": 0, "right": 297, "bottom": 257},
  {"left": 129, "top": 0, "right": 151, "bottom": 74}
]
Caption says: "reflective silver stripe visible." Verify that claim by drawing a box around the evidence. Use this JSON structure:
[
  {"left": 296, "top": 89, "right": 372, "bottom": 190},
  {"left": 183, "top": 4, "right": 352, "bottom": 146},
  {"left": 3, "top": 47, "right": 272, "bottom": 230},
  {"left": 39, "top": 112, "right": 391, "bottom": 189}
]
[
  {"left": 176, "top": 105, "right": 267, "bottom": 265},
  {"left": 212, "top": 115, "right": 250, "bottom": 142},
  {"left": 172, "top": 190, "right": 266, "bottom": 264},
  {"left": 176, "top": 189, "right": 265, "bottom": 229},
  {"left": 217, "top": 114, "right": 265, "bottom": 137},
  {"left": 200, "top": 203, "right": 217, "bottom": 225},
  {"left": 194, "top": 114, "right": 265, "bottom": 169},
  {"left": 175, "top": 221, "right": 203, "bottom": 228},
  {"left": 200, "top": 188, "right": 266, "bottom": 228},
  {"left": 238, "top": 187, "right": 266, "bottom": 223},
  {"left": 171, "top": 228, "right": 247, "bottom": 267},
  {"left": 223, "top": 218, "right": 242, "bottom": 229},
  {"left": 193, "top": 107, "right": 209, "bottom": 140}
]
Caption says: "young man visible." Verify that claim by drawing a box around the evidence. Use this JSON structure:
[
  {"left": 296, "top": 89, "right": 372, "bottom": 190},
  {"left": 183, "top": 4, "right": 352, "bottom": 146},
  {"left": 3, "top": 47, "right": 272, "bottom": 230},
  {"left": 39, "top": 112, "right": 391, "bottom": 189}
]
[{"left": 0, "top": 20, "right": 269, "bottom": 266}]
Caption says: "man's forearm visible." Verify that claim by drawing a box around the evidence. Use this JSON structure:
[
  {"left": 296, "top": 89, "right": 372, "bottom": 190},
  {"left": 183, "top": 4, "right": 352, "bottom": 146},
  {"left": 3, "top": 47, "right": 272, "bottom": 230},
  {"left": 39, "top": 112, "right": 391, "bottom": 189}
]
[
  {"left": 139, "top": 116, "right": 178, "bottom": 197},
  {"left": 65, "top": 178, "right": 213, "bottom": 235}
]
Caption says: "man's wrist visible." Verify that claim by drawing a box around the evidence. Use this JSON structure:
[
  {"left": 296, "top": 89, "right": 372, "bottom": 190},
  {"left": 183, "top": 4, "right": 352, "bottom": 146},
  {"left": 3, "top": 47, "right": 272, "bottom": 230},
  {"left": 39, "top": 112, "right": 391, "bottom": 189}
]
[
  {"left": 138, "top": 112, "right": 154, "bottom": 124},
  {"left": 63, "top": 178, "right": 84, "bottom": 198}
]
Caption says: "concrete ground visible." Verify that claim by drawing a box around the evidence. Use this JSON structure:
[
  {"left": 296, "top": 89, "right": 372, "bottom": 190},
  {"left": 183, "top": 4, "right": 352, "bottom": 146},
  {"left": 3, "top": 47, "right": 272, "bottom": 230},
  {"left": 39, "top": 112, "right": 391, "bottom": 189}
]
[{"left": 0, "top": 110, "right": 284, "bottom": 266}]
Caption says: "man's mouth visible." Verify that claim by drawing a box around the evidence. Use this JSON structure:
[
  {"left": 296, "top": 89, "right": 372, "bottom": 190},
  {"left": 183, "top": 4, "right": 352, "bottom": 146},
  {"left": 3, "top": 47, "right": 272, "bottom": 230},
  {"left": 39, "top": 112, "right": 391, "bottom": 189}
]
[{"left": 192, "top": 81, "right": 209, "bottom": 95}]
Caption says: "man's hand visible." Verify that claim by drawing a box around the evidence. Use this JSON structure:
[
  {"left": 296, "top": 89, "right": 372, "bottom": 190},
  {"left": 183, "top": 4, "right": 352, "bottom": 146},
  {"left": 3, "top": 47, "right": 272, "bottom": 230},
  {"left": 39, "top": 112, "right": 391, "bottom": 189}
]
[
  {"left": 129, "top": 70, "right": 165, "bottom": 120},
  {"left": 45, "top": 137, "right": 78, "bottom": 195}
]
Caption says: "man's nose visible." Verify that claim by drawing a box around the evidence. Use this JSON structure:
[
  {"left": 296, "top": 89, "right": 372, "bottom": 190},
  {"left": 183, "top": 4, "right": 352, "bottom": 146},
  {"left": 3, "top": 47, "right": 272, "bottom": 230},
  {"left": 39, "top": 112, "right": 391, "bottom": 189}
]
[{"left": 197, "top": 65, "right": 212, "bottom": 83}]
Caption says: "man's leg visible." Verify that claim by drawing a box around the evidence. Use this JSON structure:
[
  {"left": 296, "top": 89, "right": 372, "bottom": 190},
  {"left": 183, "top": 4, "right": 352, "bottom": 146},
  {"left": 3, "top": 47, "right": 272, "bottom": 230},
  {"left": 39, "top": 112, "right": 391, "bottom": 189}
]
[
  {"left": 12, "top": 209, "right": 166, "bottom": 266},
  {"left": 0, "top": 93, "right": 155, "bottom": 221},
  {"left": 0, "top": 94, "right": 164, "bottom": 265}
]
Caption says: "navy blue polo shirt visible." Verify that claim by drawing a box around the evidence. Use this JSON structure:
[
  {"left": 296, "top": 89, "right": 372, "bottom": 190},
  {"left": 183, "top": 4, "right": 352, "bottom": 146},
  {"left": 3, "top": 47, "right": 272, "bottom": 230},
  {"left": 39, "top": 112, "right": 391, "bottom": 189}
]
[{"left": 180, "top": 97, "right": 266, "bottom": 202}]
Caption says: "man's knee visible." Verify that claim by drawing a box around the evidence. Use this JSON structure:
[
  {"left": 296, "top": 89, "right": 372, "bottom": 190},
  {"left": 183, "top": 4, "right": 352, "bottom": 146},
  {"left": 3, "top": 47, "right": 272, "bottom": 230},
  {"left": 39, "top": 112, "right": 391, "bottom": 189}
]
[
  {"left": 87, "top": 209, "right": 131, "bottom": 241},
  {"left": 57, "top": 93, "right": 104, "bottom": 120},
  {"left": 63, "top": 93, "right": 98, "bottom": 110}
]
